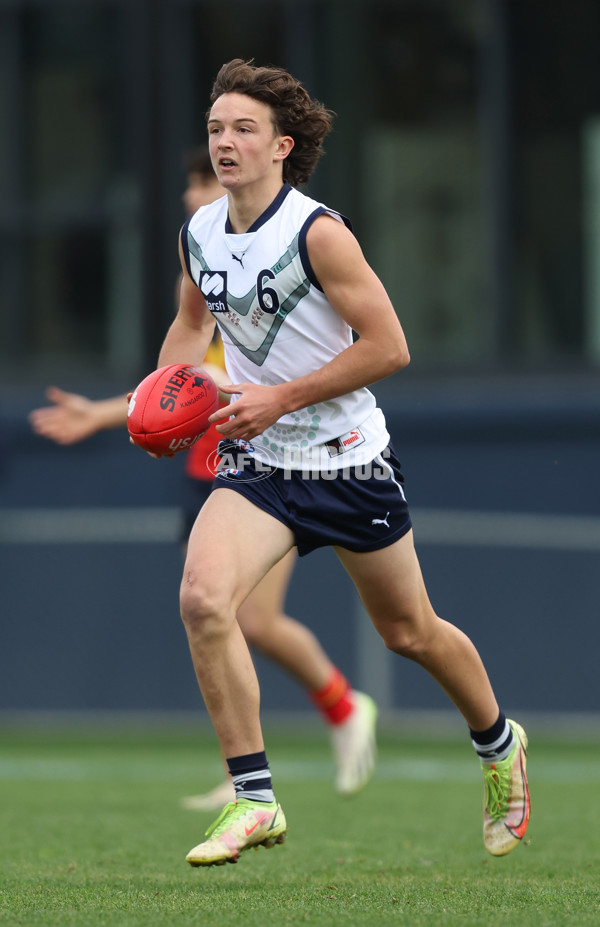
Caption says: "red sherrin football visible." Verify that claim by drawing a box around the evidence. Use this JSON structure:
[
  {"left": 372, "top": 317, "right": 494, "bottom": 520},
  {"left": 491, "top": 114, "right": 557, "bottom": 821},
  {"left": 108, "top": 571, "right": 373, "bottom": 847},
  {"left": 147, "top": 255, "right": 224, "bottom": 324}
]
[{"left": 127, "top": 364, "right": 219, "bottom": 455}]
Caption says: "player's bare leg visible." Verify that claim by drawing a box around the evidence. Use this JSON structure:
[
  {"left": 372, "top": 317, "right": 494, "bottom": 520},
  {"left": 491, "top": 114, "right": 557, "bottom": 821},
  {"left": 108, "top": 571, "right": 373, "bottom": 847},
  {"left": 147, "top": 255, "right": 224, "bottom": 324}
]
[
  {"left": 181, "top": 487, "right": 295, "bottom": 757},
  {"left": 183, "top": 547, "right": 377, "bottom": 802},
  {"left": 336, "top": 529, "right": 530, "bottom": 854},
  {"left": 181, "top": 543, "right": 300, "bottom": 810},
  {"left": 181, "top": 488, "right": 293, "bottom": 865},
  {"left": 336, "top": 530, "right": 498, "bottom": 728}
]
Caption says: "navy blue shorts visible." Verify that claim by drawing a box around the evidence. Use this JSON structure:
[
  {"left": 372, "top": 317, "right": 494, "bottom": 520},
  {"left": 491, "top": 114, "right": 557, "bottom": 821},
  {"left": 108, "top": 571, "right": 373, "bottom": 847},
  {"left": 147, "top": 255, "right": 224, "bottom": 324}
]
[{"left": 212, "top": 443, "right": 412, "bottom": 557}]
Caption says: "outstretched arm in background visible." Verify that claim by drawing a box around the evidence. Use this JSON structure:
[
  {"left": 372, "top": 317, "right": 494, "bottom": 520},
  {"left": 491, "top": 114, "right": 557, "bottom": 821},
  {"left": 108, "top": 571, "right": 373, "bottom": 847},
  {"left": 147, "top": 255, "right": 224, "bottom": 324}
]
[
  {"left": 29, "top": 375, "right": 228, "bottom": 448},
  {"left": 29, "top": 388, "right": 128, "bottom": 444}
]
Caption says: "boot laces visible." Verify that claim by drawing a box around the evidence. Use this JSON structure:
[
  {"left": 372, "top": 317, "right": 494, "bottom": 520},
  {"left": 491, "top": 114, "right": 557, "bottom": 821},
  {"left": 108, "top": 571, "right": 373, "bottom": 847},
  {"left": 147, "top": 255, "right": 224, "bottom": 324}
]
[
  {"left": 483, "top": 762, "right": 511, "bottom": 822},
  {"left": 205, "top": 801, "right": 238, "bottom": 838}
]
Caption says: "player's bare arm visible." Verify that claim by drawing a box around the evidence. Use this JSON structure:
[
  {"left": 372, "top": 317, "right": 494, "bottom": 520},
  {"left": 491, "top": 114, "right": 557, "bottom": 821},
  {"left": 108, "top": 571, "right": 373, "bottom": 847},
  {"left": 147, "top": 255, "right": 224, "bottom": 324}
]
[
  {"left": 297, "top": 214, "right": 409, "bottom": 387},
  {"left": 157, "top": 238, "right": 217, "bottom": 369},
  {"left": 211, "top": 215, "right": 409, "bottom": 439},
  {"left": 29, "top": 389, "right": 129, "bottom": 444}
]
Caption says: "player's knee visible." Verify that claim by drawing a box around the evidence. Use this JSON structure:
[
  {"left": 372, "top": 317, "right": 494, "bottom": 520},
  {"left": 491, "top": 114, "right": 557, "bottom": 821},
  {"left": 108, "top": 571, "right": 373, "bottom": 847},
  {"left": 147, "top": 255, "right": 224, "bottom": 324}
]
[
  {"left": 379, "top": 614, "right": 434, "bottom": 662},
  {"left": 179, "top": 571, "right": 229, "bottom": 639},
  {"left": 377, "top": 595, "right": 439, "bottom": 661},
  {"left": 382, "top": 628, "right": 424, "bottom": 660}
]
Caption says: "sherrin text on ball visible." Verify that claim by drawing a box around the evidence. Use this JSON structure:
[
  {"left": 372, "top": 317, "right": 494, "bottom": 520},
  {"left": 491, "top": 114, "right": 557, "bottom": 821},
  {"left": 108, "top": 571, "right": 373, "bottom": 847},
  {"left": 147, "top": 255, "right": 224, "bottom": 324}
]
[{"left": 127, "top": 364, "right": 219, "bottom": 455}]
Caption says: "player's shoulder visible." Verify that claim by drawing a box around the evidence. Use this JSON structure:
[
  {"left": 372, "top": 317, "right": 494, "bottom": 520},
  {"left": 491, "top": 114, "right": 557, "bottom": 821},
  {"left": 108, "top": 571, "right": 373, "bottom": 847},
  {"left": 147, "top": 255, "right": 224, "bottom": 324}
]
[
  {"left": 283, "top": 186, "right": 352, "bottom": 245},
  {"left": 305, "top": 210, "right": 356, "bottom": 264}
]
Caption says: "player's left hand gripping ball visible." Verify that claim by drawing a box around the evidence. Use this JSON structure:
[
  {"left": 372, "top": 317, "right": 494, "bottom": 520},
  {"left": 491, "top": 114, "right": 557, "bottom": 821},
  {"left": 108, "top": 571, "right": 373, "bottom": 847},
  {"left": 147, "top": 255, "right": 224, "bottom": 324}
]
[{"left": 127, "top": 364, "right": 219, "bottom": 455}]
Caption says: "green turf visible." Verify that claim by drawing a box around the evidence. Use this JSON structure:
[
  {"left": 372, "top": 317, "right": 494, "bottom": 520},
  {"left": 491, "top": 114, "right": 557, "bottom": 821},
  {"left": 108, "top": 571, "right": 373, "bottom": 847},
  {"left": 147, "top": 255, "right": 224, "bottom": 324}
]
[{"left": 0, "top": 723, "right": 599, "bottom": 926}]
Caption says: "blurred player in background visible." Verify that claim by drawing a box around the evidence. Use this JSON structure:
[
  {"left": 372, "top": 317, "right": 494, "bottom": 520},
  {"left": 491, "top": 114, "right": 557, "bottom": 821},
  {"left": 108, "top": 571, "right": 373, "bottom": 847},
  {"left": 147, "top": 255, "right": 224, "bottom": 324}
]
[
  {"left": 29, "top": 145, "right": 378, "bottom": 809},
  {"left": 152, "top": 58, "right": 530, "bottom": 868}
]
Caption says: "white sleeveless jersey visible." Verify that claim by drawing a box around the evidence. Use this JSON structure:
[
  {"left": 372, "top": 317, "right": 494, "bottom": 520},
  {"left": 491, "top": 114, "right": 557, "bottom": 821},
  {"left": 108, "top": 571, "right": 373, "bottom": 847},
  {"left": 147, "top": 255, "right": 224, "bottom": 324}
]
[{"left": 181, "top": 183, "right": 390, "bottom": 470}]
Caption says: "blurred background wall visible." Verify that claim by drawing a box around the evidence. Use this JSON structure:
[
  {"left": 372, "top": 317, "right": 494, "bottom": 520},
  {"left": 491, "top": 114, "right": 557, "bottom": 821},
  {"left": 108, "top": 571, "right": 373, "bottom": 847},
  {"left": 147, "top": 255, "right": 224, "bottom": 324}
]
[{"left": 1, "top": 0, "right": 599, "bottom": 718}]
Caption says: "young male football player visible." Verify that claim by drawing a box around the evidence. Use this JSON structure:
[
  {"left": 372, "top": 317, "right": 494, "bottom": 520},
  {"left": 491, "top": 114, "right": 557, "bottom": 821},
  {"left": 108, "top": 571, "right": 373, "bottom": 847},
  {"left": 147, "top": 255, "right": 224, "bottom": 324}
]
[{"left": 149, "top": 59, "right": 530, "bottom": 867}]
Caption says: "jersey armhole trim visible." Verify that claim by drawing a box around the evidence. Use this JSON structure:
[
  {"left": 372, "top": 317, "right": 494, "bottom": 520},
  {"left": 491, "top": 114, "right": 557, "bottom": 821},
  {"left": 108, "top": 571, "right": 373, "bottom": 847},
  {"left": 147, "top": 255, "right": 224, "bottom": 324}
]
[
  {"left": 298, "top": 208, "right": 353, "bottom": 292},
  {"left": 180, "top": 218, "right": 194, "bottom": 283}
]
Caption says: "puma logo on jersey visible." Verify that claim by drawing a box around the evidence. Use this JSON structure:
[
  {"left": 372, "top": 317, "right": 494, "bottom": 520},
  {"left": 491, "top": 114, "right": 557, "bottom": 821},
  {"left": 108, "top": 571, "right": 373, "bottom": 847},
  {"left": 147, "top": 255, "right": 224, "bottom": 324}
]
[
  {"left": 325, "top": 427, "right": 365, "bottom": 457},
  {"left": 232, "top": 252, "right": 246, "bottom": 268}
]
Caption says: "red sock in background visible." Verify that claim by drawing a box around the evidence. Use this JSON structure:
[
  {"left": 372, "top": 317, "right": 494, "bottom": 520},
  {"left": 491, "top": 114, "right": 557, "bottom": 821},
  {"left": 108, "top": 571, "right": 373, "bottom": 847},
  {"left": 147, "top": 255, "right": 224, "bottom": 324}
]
[{"left": 310, "top": 667, "right": 355, "bottom": 725}]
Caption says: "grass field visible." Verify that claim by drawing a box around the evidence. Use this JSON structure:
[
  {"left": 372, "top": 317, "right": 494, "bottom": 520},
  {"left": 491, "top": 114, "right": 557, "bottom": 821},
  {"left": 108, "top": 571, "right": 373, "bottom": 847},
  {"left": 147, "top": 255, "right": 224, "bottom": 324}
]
[{"left": 1, "top": 720, "right": 599, "bottom": 926}]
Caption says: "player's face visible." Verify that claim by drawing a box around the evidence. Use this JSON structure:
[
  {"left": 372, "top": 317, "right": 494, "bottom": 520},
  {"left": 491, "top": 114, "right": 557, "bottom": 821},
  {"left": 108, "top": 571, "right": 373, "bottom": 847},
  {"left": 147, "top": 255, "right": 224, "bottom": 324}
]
[
  {"left": 183, "top": 173, "right": 223, "bottom": 216},
  {"left": 207, "top": 92, "right": 292, "bottom": 192}
]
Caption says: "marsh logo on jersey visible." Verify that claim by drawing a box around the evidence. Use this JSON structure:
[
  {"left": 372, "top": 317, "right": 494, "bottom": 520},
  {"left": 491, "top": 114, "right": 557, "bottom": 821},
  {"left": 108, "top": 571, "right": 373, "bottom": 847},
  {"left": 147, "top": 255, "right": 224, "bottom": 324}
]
[{"left": 199, "top": 271, "right": 228, "bottom": 313}]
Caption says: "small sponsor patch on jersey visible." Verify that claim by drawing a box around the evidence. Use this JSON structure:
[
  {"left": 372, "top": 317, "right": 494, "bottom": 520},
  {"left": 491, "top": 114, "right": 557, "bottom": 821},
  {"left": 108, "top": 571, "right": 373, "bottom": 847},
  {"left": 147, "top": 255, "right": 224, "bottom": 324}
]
[
  {"left": 198, "top": 270, "right": 228, "bottom": 312},
  {"left": 325, "top": 427, "right": 365, "bottom": 457}
]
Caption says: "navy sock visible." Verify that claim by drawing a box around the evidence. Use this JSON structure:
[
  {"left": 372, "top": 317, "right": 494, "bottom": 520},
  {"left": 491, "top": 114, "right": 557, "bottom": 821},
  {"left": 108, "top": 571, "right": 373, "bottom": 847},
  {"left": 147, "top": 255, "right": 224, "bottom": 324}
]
[
  {"left": 470, "top": 711, "right": 515, "bottom": 763},
  {"left": 226, "top": 750, "right": 274, "bottom": 803}
]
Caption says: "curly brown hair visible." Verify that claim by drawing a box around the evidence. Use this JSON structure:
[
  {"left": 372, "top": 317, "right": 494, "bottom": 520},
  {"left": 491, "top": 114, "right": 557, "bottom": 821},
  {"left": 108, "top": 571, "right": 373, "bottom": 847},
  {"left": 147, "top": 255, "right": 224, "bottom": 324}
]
[{"left": 208, "top": 59, "right": 334, "bottom": 187}]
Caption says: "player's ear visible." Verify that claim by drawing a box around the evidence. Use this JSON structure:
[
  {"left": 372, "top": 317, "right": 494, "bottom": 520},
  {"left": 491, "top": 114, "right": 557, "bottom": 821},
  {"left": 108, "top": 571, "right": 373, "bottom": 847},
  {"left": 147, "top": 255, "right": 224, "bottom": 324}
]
[{"left": 274, "top": 135, "right": 294, "bottom": 163}]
